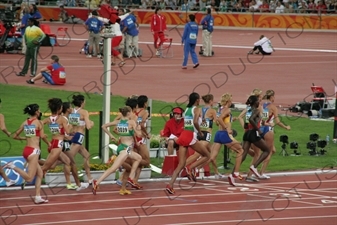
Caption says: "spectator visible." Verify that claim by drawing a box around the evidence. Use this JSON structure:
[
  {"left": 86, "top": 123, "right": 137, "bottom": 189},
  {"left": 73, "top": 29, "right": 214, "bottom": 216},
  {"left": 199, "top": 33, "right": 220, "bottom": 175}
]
[
  {"left": 59, "top": 5, "right": 84, "bottom": 24},
  {"left": 298, "top": 0, "right": 308, "bottom": 13},
  {"left": 122, "top": 10, "right": 140, "bottom": 58},
  {"left": 181, "top": 0, "right": 190, "bottom": 10},
  {"left": 200, "top": 7, "right": 214, "bottom": 57},
  {"left": 84, "top": 10, "right": 104, "bottom": 58},
  {"left": 16, "top": 18, "right": 46, "bottom": 77},
  {"left": 259, "top": 0, "right": 269, "bottom": 12},
  {"left": 26, "top": 55, "right": 66, "bottom": 85},
  {"left": 275, "top": 1, "right": 285, "bottom": 13},
  {"left": 29, "top": 4, "right": 42, "bottom": 27},
  {"left": 20, "top": 5, "right": 31, "bottom": 55},
  {"left": 316, "top": 0, "right": 327, "bottom": 13},
  {"left": 167, "top": 0, "right": 178, "bottom": 9},
  {"left": 162, "top": 107, "right": 184, "bottom": 155},
  {"left": 248, "top": 35, "right": 275, "bottom": 55},
  {"left": 327, "top": 0, "right": 337, "bottom": 13},
  {"left": 283, "top": 2, "right": 291, "bottom": 12},
  {"left": 150, "top": 7, "right": 167, "bottom": 56},
  {"left": 289, "top": 0, "right": 298, "bottom": 12},
  {"left": 159, "top": 0, "right": 167, "bottom": 9},
  {"left": 308, "top": 0, "right": 316, "bottom": 12}
]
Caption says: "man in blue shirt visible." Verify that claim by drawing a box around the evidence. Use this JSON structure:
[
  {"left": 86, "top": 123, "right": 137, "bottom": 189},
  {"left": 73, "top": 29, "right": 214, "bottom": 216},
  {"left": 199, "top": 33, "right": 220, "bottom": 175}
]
[
  {"left": 122, "top": 11, "right": 139, "bottom": 58},
  {"left": 85, "top": 10, "right": 104, "bottom": 58},
  {"left": 200, "top": 8, "right": 214, "bottom": 57},
  {"left": 182, "top": 14, "right": 199, "bottom": 69}
]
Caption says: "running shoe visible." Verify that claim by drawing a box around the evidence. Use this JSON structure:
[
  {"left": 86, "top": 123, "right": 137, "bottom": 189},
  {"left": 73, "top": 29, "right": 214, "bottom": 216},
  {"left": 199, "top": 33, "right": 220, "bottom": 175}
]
[
  {"left": 67, "top": 184, "right": 78, "bottom": 190},
  {"left": 132, "top": 183, "right": 143, "bottom": 190},
  {"left": 21, "top": 181, "right": 26, "bottom": 190},
  {"left": 259, "top": 174, "right": 270, "bottom": 179},
  {"left": 107, "top": 155, "right": 117, "bottom": 164},
  {"left": 92, "top": 180, "right": 98, "bottom": 195},
  {"left": 214, "top": 173, "right": 225, "bottom": 179},
  {"left": 233, "top": 173, "right": 243, "bottom": 180},
  {"left": 118, "top": 61, "right": 125, "bottom": 67},
  {"left": 245, "top": 176, "right": 259, "bottom": 182},
  {"left": 34, "top": 196, "right": 48, "bottom": 204},
  {"left": 6, "top": 180, "right": 16, "bottom": 187},
  {"left": 155, "top": 50, "right": 160, "bottom": 56},
  {"left": 182, "top": 66, "right": 187, "bottom": 69},
  {"left": 165, "top": 184, "right": 175, "bottom": 194},
  {"left": 127, "top": 178, "right": 138, "bottom": 188},
  {"left": 228, "top": 174, "right": 236, "bottom": 187},
  {"left": 76, "top": 182, "right": 89, "bottom": 192},
  {"left": 190, "top": 168, "right": 197, "bottom": 182},
  {"left": 250, "top": 165, "right": 263, "bottom": 179},
  {"left": 119, "top": 188, "right": 132, "bottom": 195}
]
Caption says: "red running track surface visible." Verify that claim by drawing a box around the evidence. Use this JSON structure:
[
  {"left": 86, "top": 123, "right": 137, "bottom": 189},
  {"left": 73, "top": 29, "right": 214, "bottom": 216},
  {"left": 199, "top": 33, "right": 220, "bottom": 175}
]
[
  {"left": 0, "top": 24, "right": 336, "bottom": 106},
  {"left": 0, "top": 173, "right": 336, "bottom": 225}
]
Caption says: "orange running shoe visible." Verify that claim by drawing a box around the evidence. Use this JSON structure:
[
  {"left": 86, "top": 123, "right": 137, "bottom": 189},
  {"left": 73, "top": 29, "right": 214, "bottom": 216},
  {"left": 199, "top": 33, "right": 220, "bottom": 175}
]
[
  {"left": 92, "top": 180, "right": 99, "bottom": 195},
  {"left": 107, "top": 155, "right": 117, "bottom": 164},
  {"left": 127, "top": 178, "right": 138, "bottom": 189},
  {"left": 166, "top": 184, "right": 175, "bottom": 194},
  {"left": 233, "top": 173, "right": 243, "bottom": 180}
]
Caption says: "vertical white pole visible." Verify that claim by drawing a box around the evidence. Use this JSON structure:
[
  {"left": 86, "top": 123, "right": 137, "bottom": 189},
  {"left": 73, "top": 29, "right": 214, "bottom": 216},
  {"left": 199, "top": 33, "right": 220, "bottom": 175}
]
[
  {"left": 146, "top": 99, "right": 152, "bottom": 151},
  {"left": 102, "top": 36, "right": 112, "bottom": 163}
]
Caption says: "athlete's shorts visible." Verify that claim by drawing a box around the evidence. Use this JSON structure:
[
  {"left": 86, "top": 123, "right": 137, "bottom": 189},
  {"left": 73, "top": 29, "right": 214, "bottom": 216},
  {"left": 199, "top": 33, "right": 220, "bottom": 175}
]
[
  {"left": 214, "top": 130, "right": 234, "bottom": 144},
  {"left": 23, "top": 146, "right": 41, "bottom": 160},
  {"left": 71, "top": 132, "right": 84, "bottom": 145},
  {"left": 49, "top": 139, "right": 64, "bottom": 153},
  {"left": 117, "top": 143, "right": 132, "bottom": 155},
  {"left": 243, "top": 129, "right": 262, "bottom": 143},
  {"left": 176, "top": 130, "right": 198, "bottom": 147},
  {"left": 62, "top": 140, "right": 72, "bottom": 152},
  {"left": 197, "top": 131, "right": 212, "bottom": 142},
  {"left": 259, "top": 126, "right": 273, "bottom": 138}
]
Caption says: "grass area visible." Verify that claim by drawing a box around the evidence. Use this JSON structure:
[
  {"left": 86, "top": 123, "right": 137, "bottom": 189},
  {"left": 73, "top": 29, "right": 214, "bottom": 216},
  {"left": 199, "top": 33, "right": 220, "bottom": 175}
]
[{"left": 0, "top": 83, "right": 336, "bottom": 176}]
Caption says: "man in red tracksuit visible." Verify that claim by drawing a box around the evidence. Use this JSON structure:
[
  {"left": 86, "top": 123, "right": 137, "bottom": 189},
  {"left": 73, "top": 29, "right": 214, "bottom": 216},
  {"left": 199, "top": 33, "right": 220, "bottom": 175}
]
[
  {"left": 150, "top": 7, "right": 167, "bottom": 56},
  {"left": 162, "top": 107, "right": 184, "bottom": 155}
]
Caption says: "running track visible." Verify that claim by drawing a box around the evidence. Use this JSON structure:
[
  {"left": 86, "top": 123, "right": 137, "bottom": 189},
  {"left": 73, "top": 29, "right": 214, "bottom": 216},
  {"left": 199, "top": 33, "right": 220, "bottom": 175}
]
[{"left": 1, "top": 173, "right": 337, "bottom": 225}]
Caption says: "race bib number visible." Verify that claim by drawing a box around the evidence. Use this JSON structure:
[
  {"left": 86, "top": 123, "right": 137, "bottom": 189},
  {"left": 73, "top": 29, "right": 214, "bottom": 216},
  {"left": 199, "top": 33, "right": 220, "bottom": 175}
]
[
  {"left": 24, "top": 125, "right": 36, "bottom": 137},
  {"left": 137, "top": 117, "right": 142, "bottom": 125},
  {"left": 59, "top": 71, "right": 66, "bottom": 79},
  {"left": 69, "top": 113, "right": 80, "bottom": 126},
  {"left": 184, "top": 116, "right": 193, "bottom": 129},
  {"left": 189, "top": 33, "right": 197, "bottom": 40},
  {"left": 262, "top": 109, "right": 269, "bottom": 119},
  {"left": 117, "top": 123, "right": 129, "bottom": 134},
  {"left": 49, "top": 123, "right": 60, "bottom": 135},
  {"left": 205, "top": 133, "right": 211, "bottom": 142},
  {"left": 126, "top": 146, "right": 132, "bottom": 155},
  {"left": 200, "top": 119, "right": 210, "bottom": 129},
  {"left": 64, "top": 141, "right": 70, "bottom": 151},
  {"left": 245, "top": 111, "right": 252, "bottom": 123},
  {"left": 256, "top": 130, "right": 260, "bottom": 137}
]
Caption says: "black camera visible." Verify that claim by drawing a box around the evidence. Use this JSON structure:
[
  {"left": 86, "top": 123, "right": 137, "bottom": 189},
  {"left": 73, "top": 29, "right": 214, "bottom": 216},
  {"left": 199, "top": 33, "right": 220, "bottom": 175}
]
[
  {"left": 0, "top": 7, "right": 17, "bottom": 23},
  {"left": 309, "top": 133, "right": 319, "bottom": 142},
  {"left": 290, "top": 142, "right": 298, "bottom": 149},
  {"left": 307, "top": 141, "right": 316, "bottom": 149},
  {"left": 317, "top": 140, "right": 327, "bottom": 148},
  {"left": 279, "top": 135, "right": 289, "bottom": 144}
]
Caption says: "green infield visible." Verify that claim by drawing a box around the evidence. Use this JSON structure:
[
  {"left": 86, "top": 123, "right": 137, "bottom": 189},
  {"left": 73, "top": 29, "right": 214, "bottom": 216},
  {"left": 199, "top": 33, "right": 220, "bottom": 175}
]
[{"left": 0, "top": 84, "right": 335, "bottom": 175}]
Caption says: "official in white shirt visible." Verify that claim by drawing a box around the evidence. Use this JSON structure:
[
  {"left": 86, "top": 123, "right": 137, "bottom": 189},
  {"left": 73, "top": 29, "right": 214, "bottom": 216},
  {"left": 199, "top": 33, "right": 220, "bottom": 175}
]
[{"left": 248, "top": 35, "right": 275, "bottom": 55}]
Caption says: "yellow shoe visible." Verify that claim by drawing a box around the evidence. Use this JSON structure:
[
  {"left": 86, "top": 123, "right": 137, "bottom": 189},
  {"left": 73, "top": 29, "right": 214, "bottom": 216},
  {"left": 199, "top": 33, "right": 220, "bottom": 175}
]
[
  {"left": 107, "top": 155, "right": 117, "bottom": 164},
  {"left": 119, "top": 188, "right": 131, "bottom": 195}
]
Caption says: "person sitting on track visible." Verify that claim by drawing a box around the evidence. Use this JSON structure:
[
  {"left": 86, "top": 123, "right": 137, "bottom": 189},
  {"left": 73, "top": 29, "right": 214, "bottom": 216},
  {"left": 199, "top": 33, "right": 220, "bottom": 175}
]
[
  {"left": 26, "top": 55, "right": 66, "bottom": 85},
  {"left": 166, "top": 92, "right": 210, "bottom": 194},
  {"left": 5, "top": 104, "right": 50, "bottom": 204},
  {"left": 248, "top": 35, "right": 275, "bottom": 55},
  {"left": 93, "top": 106, "right": 142, "bottom": 195}
]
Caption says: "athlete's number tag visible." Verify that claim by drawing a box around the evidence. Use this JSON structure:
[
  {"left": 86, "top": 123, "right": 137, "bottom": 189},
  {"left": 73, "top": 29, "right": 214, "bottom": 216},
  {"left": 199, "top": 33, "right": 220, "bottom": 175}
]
[
  {"left": 206, "top": 133, "right": 212, "bottom": 142},
  {"left": 64, "top": 141, "right": 70, "bottom": 151},
  {"left": 263, "top": 109, "right": 269, "bottom": 119},
  {"left": 200, "top": 119, "right": 210, "bottom": 129},
  {"left": 189, "top": 33, "right": 197, "bottom": 40},
  {"left": 126, "top": 146, "right": 132, "bottom": 155},
  {"left": 137, "top": 117, "right": 142, "bottom": 125},
  {"left": 184, "top": 116, "right": 193, "bottom": 128},
  {"left": 24, "top": 125, "right": 36, "bottom": 137},
  {"left": 49, "top": 123, "right": 60, "bottom": 135},
  {"left": 59, "top": 71, "right": 66, "bottom": 79},
  {"left": 245, "top": 111, "right": 252, "bottom": 123},
  {"left": 256, "top": 130, "right": 260, "bottom": 137},
  {"left": 117, "top": 123, "right": 129, "bottom": 134},
  {"left": 69, "top": 113, "right": 80, "bottom": 126}
]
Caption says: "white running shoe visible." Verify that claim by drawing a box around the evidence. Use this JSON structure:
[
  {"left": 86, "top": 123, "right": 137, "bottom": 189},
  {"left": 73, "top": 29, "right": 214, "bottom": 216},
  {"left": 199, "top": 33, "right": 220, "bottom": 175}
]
[
  {"left": 259, "top": 174, "right": 270, "bottom": 179},
  {"left": 76, "top": 182, "right": 89, "bottom": 191},
  {"left": 214, "top": 173, "right": 225, "bottom": 179},
  {"left": 6, "top": 180, "right": 16, "bottom": 187},
  {"left": 228, "top": 174, "right": 236, "bottom": 187},
  {"left": 155, "top": 50, "right": 160, "bottom": 56},
  {"left": 250, "top": 165, "right": 263, "bottom": 179},
  {"left": 34, "top": 196, "right": 48, "bottom": 204}
]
